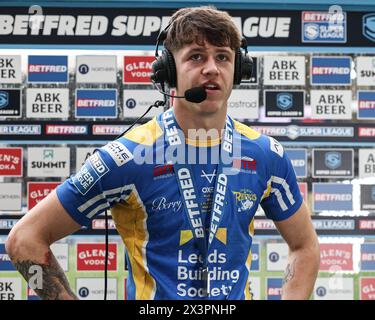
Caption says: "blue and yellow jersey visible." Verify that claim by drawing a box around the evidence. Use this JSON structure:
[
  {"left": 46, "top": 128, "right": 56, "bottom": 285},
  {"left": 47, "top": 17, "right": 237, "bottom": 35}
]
[{"left": 56, "top": 110, "right": 303, "bottom": 300}]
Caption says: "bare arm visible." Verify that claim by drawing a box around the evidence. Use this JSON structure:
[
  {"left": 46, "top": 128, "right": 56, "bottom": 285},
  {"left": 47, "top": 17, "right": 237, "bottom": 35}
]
[
  {"left": 5, "top": 190, "right": 81, "bottom": 300},
  {"left": 274, "top": 201, "right": 320, "bottom": 300}
]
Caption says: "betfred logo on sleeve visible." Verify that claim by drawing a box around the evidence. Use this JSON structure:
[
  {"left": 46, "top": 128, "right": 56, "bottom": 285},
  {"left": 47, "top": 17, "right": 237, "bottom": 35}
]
[
  {"left": 77, "top": 243, "right": 117, "bottom": 271},
  {"left": 27, "top": 182, "right": 60, "bottom": 210},
  {"left": 0, "top": 147, "right": 23, "bottom": 176},
  {"left": 123, "top": 56, "right": 155, "bottom": 84}
]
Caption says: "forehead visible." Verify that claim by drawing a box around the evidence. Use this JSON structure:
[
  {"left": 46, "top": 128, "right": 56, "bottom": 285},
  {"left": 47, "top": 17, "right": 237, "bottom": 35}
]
[{"left": 176, "top": 41, "right": 234, "bottom": 55}]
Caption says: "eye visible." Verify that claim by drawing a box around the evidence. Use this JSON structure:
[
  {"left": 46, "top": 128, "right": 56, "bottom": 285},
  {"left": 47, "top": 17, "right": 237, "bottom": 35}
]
[
  {"left": 217, "top": 54, "right": 229, "bottom": 61},
  {"left": 190, "top": 54, "right": 202, "bottom": 61}
]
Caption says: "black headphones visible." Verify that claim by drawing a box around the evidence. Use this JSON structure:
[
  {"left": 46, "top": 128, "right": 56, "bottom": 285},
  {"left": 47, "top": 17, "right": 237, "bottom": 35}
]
[{"left": 151, "top": 24, "right": 253, "bottom": 87}]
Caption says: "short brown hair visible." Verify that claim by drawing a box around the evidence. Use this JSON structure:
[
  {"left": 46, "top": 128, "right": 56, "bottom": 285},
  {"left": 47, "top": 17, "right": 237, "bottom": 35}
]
[{"left": 164, "top": 6, "right": 241, "bottom": 52}]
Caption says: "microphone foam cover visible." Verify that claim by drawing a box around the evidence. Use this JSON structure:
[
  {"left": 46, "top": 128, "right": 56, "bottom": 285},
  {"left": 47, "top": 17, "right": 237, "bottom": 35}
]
[{"left": 184, "top": 87, "right": 207, "bottom": 103}]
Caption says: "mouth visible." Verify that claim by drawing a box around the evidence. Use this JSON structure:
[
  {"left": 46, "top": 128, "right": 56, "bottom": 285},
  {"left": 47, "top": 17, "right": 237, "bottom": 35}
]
[{"left": 202, "top": 82, "right": 220, "bottom": 91}]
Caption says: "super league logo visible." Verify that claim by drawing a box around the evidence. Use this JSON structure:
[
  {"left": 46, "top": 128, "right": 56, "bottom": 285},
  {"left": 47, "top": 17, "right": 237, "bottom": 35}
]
[
  {"left": 363, "top": 14, "right": 375, "bottom": 42},
  {"left": 325, "top": 151, "right": 342, "bottom": 170},
  {"left": 0, "top": 91, "right": 9, "bottom": 109},
  {"left": 276, "top": 93, "right": 293, "bottom": 110}
]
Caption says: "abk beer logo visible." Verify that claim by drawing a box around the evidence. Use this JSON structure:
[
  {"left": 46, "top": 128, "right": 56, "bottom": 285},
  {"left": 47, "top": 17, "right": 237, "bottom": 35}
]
[
  {"left": 359, "top": 149, "right": 375, "bottom": 178},
  {"left": 75, "top": 89, "right": 117, "bottom": 118},
  {"left": 310, "top": 90, "right": 352, "bottom": 119},
  {"left": 360, "top": 185, "right": 375, "bottom": 210},
  {"left": 123, "top": 56, "right": 155, "bottom": 84},
  {"left": 361, "top": 278, "right": 375, "bottom": 300},
  {"left": 361, "top": 244, "right": 375, "bottom": 271},
  {"left": 0, "top": 89, "right": 21, "bottom": 117},
  {"left": 77, "top": 243, "right": 117, "bottom": 271},
  {"left": 312, "top": 183, "right": 353, "bottom": 211},
  {"left": 311, "top": 56, "right": 351, "bottom": 85},
  {"left": 27, "top": 147, "right": 70, "bottom": 177},
  {"left": 76, "top": 278, "right": 117, "bottom": 300},
  {"left": 28, "top": 56, "right": 68, "bottom": 83},
  {"left": 319, "top": 243, "right": 353, "bottom": 271},
  {"left": 265, "top": 90, "right": 304, "bottom": 117},
  {"left": 312, "top": 149, "right": 353, "bottom": 178},
  {"left": 363, "top": 13, "right": 375, "bottom": 42},
  {"left": 0, "top": 278, "right": 22, "bottom": 300},
  {"left": 285, "top": 149, "right": 307, "bottom": 177},
  {"left": 123, "top": 90, "right": 164, "bottom": 118},
  {"left": 26, "top": 89, "right": 69, "bottom": 118},
  {"left": 357, "top": 91, "right": 375, "bottom": 119},
  {"left": 302, "top": 11, "right": 346, "bottom": 43},
  {"left": 314, "top": 277, "right": 353, "bottom": 300},
  {"left": 0, "top": 55, "right": 21, "bottom": 83},
  {"left": 0, "top": 183, "right": 22, "bottom": 211},
  {"left": 76, "top": 56, "right": 117, "bottom": 84},
  {"left": 27, "top": 182, "right": 59, "bottom": 210},
  {"left": 263, "top": 56, "right": 305, "bottom": 86},
  {"left": 266, "top": 278, "right": 283, "bottom": 300},
  {"left": 0, "top": 147, "right": 22, "bottom": 176},
  {"left": 227, "top": 89, "right": 259, "bottom": 119},
  {"left": 356, "top": 57, "right": 375, "bottom": 86}
]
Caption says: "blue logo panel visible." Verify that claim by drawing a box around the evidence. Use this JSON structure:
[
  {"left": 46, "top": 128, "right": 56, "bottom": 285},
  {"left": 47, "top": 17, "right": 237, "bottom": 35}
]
[
  {"left": 313, "top": 183, "right": 353, "bottom": 211},
  {"left": 267, "top": 278, "right": 283, "bottom": 300},
  {"left": 250, "top": 243, "right": 260, "bottom": 271},
  {"left": 0, "top": 244, "right": 15, "bottom": 271},
  {"left": 311, "top": 57, "right": 351, "bottom": 85},
  {"left": 361, "top": 244, "right": 375, "bottom": 271},
  {"left": 76, "top": 89, "right": 117, "bottom": 118},
  {"left": 286, "top": 149, "right": 307, "bottom": 177},
  {"left": 28, "top": 56, "right": 68, "bottom": 83},
  {"left": 358, "top": 91, "right": 375, "bottom": 119}
]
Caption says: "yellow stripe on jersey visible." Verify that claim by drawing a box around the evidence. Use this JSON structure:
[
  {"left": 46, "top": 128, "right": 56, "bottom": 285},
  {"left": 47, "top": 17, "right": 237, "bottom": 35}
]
[
  {"left": 179, "top": 230, "right": 193, "bottom": 246},
  {"left": 233, "top": 120, "right": 261, "bottom": 141},
  {"left": 215, "top": 228, "right": 227, "bottom": 245},
  {"left": 111, "top": 189, "right": 156, "bottom": 300},
  {"left": 124, "top": 117, "right": 163, "bottom": 145}
]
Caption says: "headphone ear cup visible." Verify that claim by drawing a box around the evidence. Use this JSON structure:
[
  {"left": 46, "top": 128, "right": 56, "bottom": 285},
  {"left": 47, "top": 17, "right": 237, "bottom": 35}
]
[
  {"left": 233, "top": 48, "right": 242, "bottom": 85},
  {"left": 164, "top": 49, "right": 177, "bottom": 88}
]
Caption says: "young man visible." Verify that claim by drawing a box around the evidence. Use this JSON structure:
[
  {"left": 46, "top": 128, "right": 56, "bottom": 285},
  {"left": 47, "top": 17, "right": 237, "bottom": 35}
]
[{"left": 6, "top": 6, "right": 320, "bottom": 300}]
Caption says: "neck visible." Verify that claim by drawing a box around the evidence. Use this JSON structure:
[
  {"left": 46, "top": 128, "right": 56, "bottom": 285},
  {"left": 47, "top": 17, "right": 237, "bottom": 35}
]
[{"left": 173, "top": 104, "right": 227, "bottom": 141}]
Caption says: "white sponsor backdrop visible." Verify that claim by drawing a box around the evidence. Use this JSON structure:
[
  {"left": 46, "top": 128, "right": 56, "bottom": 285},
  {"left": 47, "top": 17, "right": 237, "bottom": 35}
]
[
  {"left": 249, "top": 277, "right": 261, "bottom": 300},
  {"left": 76, "top": 56, "right": 117, "bottom": 84},
  {"left": 0, "top": 183, "right": 22, "bottom": 211},
  {"left": 266, "top": 243, "right": 288, "bottom": 271},
  {"left": 314, "top": 277, "right": 354, "bottom": 300},
  {"left": 0, "top": 55, "right": 22, "bottom": 84},
  {"left": 123, "top": 90, "right": 164, "bottom": 118},
  {"left": 263, "top": 56, "right": 306, "bottom": 86},
  {"left": 27, "top": 147, "right": 70, "bottom": 177},
  {"left": 51, "top": 243, "right": 69, "bottom": 272},
  {"left": 75, "top": 147, "right": 97, "bottom": 173},
  {"left": 227, "top": 89, "right": 259, "bottom": 119},
  {"left": 76, "top": 278, "right": 117, "bottom": 300},
  {"left": 356, "top": 57, "right": 375, "bottom": 86},
  {"left": 0, "top": 278, "right": 23, "bottom": 300},
  {"left": 310, "top": 90, "right": 352, "bottom": 119},
  {"left": 359, "top": 149, "right": 375, "bottom": 179},
  {"left": 26, "top": 88, "right": 69, "bottom": 118}
]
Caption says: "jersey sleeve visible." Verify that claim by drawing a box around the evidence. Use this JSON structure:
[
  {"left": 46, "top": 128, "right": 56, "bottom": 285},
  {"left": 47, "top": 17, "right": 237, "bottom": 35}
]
[
  {"left": 56, "top": 139, "right": 136, "bottom": 227},
  {"left": 260, "top": 136, "right": 303, "bottom": 221}
]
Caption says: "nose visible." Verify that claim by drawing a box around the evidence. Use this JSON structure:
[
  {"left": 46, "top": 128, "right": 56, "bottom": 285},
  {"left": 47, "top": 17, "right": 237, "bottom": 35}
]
[{"left": 202, "top": 56, "right": 219, "bottom": 77}]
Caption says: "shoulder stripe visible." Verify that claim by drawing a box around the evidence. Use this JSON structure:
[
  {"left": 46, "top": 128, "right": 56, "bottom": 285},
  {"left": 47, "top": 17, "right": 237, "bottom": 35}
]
[
  {"left": 124, "top": 118, "right": 163, "bottom": 145},
  {"left": 233, "top": 120, "right": 261, "bottom": 141}
]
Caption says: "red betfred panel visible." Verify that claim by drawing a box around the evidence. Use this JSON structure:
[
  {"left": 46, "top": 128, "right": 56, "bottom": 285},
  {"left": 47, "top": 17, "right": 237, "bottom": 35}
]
[
  {"left": 123, "top": 56, "right": 155, "bottom": 84},
  {"left": 0, "top": 147, "right": 23, "bottom": 176},
  {"left": 319, "top": 243, "right": 353, "bottom": 271},
  {"left": 77, "top": 243, "right": 117, "bottom": 271},
  {"left": 27, "top": 182, "right": 60, "bottom": 210},
  {"left": 361, "top": 278, "right": 375, "bottom": 300}
]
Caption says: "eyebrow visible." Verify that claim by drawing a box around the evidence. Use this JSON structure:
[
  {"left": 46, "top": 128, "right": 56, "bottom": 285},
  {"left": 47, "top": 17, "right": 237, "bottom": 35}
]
[{"left": 184, "top": 47, "right": 233, "bottom": 55}]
